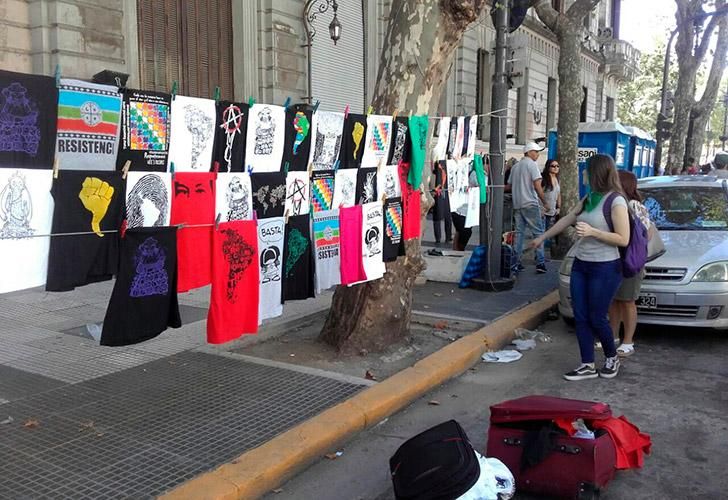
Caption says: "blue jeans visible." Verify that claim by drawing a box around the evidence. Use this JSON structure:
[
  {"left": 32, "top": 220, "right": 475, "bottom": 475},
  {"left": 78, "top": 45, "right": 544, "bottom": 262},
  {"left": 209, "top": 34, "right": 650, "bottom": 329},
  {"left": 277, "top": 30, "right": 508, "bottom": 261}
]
[
  {"left": 570, "top": 258, "right": 623, "bottom": 363},
  {"left": 513, "top": 206, "right": 545, "bottom": 269}
]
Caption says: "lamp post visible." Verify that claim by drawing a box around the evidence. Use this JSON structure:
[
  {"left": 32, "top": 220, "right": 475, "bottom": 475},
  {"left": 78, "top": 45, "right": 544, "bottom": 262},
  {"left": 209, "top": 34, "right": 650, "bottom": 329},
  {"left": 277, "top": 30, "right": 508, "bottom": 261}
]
[{"left": 302, "top": 0, "right": 342, "bottom": 103}]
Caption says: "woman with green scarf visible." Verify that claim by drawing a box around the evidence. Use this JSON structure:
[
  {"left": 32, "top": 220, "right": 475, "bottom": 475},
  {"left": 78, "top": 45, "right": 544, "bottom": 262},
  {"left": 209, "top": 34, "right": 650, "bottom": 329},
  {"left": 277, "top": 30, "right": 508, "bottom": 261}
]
[{"left": 529, "top": 154, "right": 630, "bottom": 381}]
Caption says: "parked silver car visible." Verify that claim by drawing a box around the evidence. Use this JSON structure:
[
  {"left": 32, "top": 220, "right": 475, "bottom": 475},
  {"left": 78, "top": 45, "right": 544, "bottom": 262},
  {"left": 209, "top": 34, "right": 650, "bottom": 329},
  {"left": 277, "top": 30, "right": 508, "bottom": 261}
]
[{"left": 559, "top": 176, "right": 728, "bottom": 329}]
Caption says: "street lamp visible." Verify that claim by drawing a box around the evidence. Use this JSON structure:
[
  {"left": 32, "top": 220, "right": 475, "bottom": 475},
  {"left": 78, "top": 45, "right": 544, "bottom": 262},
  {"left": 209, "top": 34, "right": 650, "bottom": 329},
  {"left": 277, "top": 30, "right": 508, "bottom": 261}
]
[{"left": 302, "top": 0, "right": 342, "bottom": 102}]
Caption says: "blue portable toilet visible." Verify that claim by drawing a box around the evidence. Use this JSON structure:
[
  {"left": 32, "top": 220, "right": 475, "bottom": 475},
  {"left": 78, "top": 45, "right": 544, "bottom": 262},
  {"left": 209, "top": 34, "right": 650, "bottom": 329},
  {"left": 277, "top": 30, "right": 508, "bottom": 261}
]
[
  {"left": 548, "top": 122, "right": 632, "bottom": 197},
  {"left": 624, "top": 126, "right": 656, "bottom": 178}
]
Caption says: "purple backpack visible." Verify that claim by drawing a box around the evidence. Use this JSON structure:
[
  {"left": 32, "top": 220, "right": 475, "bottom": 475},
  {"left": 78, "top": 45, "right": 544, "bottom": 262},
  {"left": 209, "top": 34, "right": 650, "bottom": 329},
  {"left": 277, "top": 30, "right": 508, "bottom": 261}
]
[{"left": 603, "top": 192, "right": 648, "bottom": 278}]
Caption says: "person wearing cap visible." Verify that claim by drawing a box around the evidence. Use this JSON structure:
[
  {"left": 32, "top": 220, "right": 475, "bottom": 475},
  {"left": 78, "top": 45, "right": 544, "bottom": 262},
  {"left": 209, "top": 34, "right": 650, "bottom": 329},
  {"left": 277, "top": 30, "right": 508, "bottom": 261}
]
[
  {"left": 508, "top": 142, "right": 549, "bottom": 274},
  {"left": 713, "top": 151, "right": 728, "bottom": 178}
]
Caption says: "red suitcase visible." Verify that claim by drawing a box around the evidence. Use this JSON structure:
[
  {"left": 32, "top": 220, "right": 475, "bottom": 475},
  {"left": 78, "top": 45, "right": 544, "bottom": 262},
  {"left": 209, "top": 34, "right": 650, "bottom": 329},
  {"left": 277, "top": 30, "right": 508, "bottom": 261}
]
[{"left": 486, "top": 396, "right": 617, "bottom": 499}]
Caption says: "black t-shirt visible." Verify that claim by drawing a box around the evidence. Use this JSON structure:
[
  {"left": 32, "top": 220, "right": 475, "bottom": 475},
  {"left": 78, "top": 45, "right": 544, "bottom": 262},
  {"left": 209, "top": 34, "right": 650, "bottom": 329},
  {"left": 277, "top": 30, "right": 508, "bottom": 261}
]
[
  {"left": 0, "top": 70, "right": 58, "bottom": 169},
  {"left": 383, "top": 197, "right": 405, "bottom": 262},
  {"left": 46, "top": 170, "right": 125, "bottom": 291},
  {"left": 281, "top": 104, "right": 313, "bottom": 171},
  {"left": 340, "top": 113, "right": 367, "bottom": 169},
  {"left": 282, "top": 213, "right": 315, "bottom": 301},
  {"left": 100, "top": 226, "right": 181, "bottom": 346},
  {"left": 115, "top": 88, "right": 171, "bottom": 172},
  {"left": 251, "top": 172, "right": 286, "bottom": 219},
  {"left": 213, "top": 101, "right": 249, "bottom": 172},
  {"left": 356, "top": 167, "right": 378, "bottom": 205},
  {"left": 387, "top": 117, "right": 412, "bottom": 166}
]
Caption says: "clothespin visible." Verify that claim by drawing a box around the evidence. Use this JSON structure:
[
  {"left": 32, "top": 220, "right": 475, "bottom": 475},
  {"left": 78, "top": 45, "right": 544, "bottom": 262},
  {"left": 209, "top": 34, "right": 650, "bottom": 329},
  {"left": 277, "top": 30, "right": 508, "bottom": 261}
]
[
  {"left": 120, "top": 219, "right": 128, "bottom": 239},
  {"left": 333, "top": 159, "right": 340, "bottom": 172},
  {"left": 248, "top": 96, "right": 256, "bottom": 107},
  {"left": 214, "top": 213, "right": 222, "bottom": 231},
  {"left": 121, "top": 160, "right": 131, "bottom": 180},
  {"left": 381, "top": 192, "right": 387, "bottom": 203},
  {"left": 284, "top": 208, "right": 290, "bottom": 224},
  {"left": 307, "top": 162, "right": 313, "bottom": 178},
  {"left": 367, "top": 105, "right": 373, "bottom": 116},
  {"left": 344, "top": 105, "right": 350, "bottom": 120},
  {"left": 212, "top": 161, "right": 220, "bottom": 174},
  {"left": 392, "top": 109, "right": 398, "bottom": 121},
  {"left": 54, "top": 64, "right": 61, "bottom": 88},
  {"left": 171, "top": 81, "right": 178, "bottom": 100},
  {"left": 169, "top": 162, "right": 175, "bottom": 175},
  {"left": 409, "top": 110, "right": 413, "bottom": 118},
  {"left": 283, "top": 97, "right": 291, "bottom": 110},
  {"left": 312, "top": 100, "right": 320, "bottom": 113},
  {"left": 283, "top": 162, "right": 290, "bottom": 175},
  {"left": 213, "top": 86, "right": 221, "bottom": 102},
  {"left": 52, "top": 157, "right": 59, "bottom": 179},
  {"left": 377, "top": 158, "right": 384, "bottom": 173},
  {"left": 253, "top": 210, "right": 258, "bottom": 222},
  {"left": 247, "top": 165, "right": 253, "bottom": 175}
]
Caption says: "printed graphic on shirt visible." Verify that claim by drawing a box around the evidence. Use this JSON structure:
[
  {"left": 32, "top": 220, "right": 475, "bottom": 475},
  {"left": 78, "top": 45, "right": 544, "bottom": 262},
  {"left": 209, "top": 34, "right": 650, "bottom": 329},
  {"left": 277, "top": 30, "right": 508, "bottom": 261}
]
[
  {"left": 255, "top": 107, "right": 276, "bottom": 155},
  {"left": 284, "top": 171, "right": 310, "bottom": 216},
  {"left": 186, "top": 103, "right": 214, "bottom": 169},
  {"left": 333, "top": 169, "right": 357, "bottom": 208},
  {"left": 284, "top": 227, "right": 309, "bottom": 278},
  {"left": 259, "top": 219, "right": 283, "bottom": 284},
  {"left": 385, "top": 202, "right": 402, "bottom": 240},
  {"left": 130, "top": 101, "right": 168, "bottom": 152},
  {"left": 311, "top": 170, "right": 334, "bottom": 212},
  {"left": 80, "top": 176, "right": 115, "bottom": 237},
  {"left": 389, "top": 120, "right": 408, "bottom": 165},
  {"left": 356, "top": 167, "right": 378, "bottom": 205},
  {"left": 130, "top": 236, "right": 169, "bottom": 297},
  {"left": 292, "top": 111, "right": 310, "bottom": 155},
  {"left": 222, "top": 175, "right": 252, "bottom": 221},
  {"left": 254, "top": 183, "right": 285, "bottom": 215},
  {"left": 379, "top": 165, "right": 401, "bottom": 199},
  {"left": 219, "top": 103, "right": 245, "bottom": 171},
  {"left": 0, "top": 82, "right": 40, "bottom": 156},
  {"left": 0, "top": 170, "right": 34, "bottom": 239},
  {"left": 352, "top": 122, "right": 365, "bottom": 160},
  {"left": 361, "top": 115, "right": 393, "bottom": 169},
  {"left": 310, "top": 112, "right": 343, "bottom": 170},
  {"left": 116, "top": 89, "right": 170, "bottom": 172},
  {"left": 167, "top": 96, "right": 216, "bottom": 172},
  {"left": 221, "top": 227, "right": 256, "bottom": 303},
  {"left": 126, "top": 172, "right": 170, "bottom": 228}
]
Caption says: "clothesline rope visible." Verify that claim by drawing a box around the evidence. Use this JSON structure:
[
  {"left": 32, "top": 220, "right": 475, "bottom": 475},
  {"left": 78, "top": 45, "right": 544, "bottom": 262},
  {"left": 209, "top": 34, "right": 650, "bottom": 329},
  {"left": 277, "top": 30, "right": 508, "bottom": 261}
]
[{"left": 14, "top": 222, "right": 217, "bottom": 239}]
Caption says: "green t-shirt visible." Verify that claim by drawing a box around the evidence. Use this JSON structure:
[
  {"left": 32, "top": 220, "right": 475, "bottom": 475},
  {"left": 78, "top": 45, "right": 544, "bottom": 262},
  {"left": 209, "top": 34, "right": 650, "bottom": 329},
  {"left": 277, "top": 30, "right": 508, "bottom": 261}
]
[
  {"left": 473, "top": 154, "right": 487, "bottom": 203},
  {"left": 407, "top": 115, "right": 429, "bottom": 188}
]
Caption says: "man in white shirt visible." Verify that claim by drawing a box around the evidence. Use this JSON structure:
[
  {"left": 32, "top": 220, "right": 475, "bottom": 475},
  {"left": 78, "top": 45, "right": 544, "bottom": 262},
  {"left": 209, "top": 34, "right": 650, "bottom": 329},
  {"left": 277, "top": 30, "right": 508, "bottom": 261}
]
[{"left": 508, "top": 142, "right": 549, "bottom": 274}]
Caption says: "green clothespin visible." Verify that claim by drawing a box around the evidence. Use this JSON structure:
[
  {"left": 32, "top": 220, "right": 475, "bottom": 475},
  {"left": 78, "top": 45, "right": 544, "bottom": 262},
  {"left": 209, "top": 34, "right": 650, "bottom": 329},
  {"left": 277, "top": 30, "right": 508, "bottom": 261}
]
[
  {"left": 213, "top": 86, "right": 221, "bottom": 102},
  {"left": 283, "top": 97, "right": 291, "bottom": 110},
  {"left": 284, "top": 161, "right": 290, "bottom": 175},
  {"left": 313, "top": 100, "right": 320, "bottom": 113},
  {"left": 170, "top": 162, "right": 175, "bottom": 175},
  {"left": 171, "top": 81, "right": 178, "bottom": 100},
  {"left": 54, "top": 64, "right": 61, "bottom": 87},
  {"left": 248, "top": 96, "right": 256, "bottom": 107}
]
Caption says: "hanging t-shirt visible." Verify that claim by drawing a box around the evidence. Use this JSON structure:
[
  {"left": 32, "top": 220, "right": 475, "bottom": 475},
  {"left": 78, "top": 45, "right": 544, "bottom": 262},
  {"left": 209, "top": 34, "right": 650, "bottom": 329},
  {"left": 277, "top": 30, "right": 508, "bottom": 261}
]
[
  {"left": 339, "top": 205, "right": 366, "bottom": 285},
  {"left": 257, "top": 216, "right": 285, "bottom": 322},
  {"left": 432, "top": 116, "right": 450, "bottom": 162},
  {"left": 447, "top": 159, "right": 469, "bottom": 214},
  {"left": 251, "top": 171, "right": 286, "bottom": 219},
  {"left": 46, "top": 170, "right": 125, "bottom": 291},
  {"left": 116, "top": 88, "right": 170, "bottom": 172},
  {"left": 356, "top": 167, "right": 378, "bottom": 205},
  {"left": 283, "top": 214, "right": 315, "bottom": 301},
  {"left": 407, "top": 115, "right": 429, "bottom": 188},
  {"left": 213, "top": 101, "right": 248, "bottom": 173},
  {"left": 311, "top": 169, "right": 335, "bottom": 212},
  {"left": 55, "top": 79, "right": 121, "bottom": 171},
  {"left": 387, "top": 116, "right": 411, "bottom": 166},
  {"left": 340, "top": 113, "right": 367, "bottom": 169},
  {"left": 207, "top": 220, "right": 259, "bottom": 344},
  {"left": 170, "top": 172, "right": 215, "bottom": 292},
  {"left": 312, "top": 209, "right": 341, "bottom": 293},
  {"left": 167, "top": 95, "right": 216, "bottom": 172},
  {"left": 378, "top": 164, "right": 401, "bottom": 200},
  {"left": 0, "top": 70, "right": 58, "bottom": 169},
  {"left": 446, "top": 117, "right": 459, "bottom": 159},
  {"left": 383, "top": 197, "right": 404, "bottom": 262},
  {"left": 0, "top": 169, "right": 53, "bottom": 293},
  {"left": 215, "top": 172, "right": 253, "bottom": 222},
  {"left": 245, "top": 104, "right": 286, "bottom": 171},
  {"left": 361, "top": 201, "right": 385, "bottom": 281},
  {"left": 333, "top": 168, "right": 357, "bottom": 209},
  {"left": 282, "top": 104, "right": 313, "bottom": 171},
  {"left": 125, "top": 171, "right": 171, "bottom": 228},
  {"left": 473, "top": 154, "right": 487, "bottom": 203},
  {"left": 466, "top": 116, "right": 478, "bottom": 158},
  {"left": 284, "top": 171, "right": 310, "bottom": 216},
  {"left": 309, "top": 111, "right": 343, "bottom": 171},
  {"left": 465, "top": 186, "right": 480, "bottom": 229},
  {"left": 361, "top": 115, "right": 392, "bottom": 169},
  {"left": 100, "top": 226, "right": 181, "bottom": 346},
  {"left": 399, "top": 163, "right": 421, "bottom": 241}
]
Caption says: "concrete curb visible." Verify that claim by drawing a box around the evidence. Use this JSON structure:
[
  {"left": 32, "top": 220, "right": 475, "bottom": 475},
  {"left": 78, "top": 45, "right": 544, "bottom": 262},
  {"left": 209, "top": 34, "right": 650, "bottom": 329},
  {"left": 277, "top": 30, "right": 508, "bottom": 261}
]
[{"left": 162, "top": 290, "right": 559, "bottom": 500}]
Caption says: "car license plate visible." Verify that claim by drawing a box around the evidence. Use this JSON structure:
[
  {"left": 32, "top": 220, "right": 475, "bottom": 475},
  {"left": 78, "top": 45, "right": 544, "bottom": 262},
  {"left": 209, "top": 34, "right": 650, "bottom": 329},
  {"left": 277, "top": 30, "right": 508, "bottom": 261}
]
[{"left": 638, "top": 294, "right": 657, "bottom": 309}]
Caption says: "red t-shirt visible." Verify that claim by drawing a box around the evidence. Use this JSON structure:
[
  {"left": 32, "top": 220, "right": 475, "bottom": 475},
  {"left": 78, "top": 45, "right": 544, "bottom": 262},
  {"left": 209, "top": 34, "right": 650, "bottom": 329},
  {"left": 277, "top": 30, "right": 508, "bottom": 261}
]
[
  {"left": 170, "top": 172, "right": 215, "bottom": 292},
  {"left": 207, "top": 220, "right": 259, "bottom": 343}
]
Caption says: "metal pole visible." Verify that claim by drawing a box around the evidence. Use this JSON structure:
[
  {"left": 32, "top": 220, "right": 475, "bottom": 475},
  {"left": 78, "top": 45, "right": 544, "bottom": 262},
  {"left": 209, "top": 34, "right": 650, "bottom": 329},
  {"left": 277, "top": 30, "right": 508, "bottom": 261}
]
[
  {"left": 655, "top": 28, "right": 677, "bottom": 171},
  {"left": 484, "top": 1, "right": 512, "bottom": 290},
  {"left": 722, "top": 82, "right": 728, "bottom": 150}
]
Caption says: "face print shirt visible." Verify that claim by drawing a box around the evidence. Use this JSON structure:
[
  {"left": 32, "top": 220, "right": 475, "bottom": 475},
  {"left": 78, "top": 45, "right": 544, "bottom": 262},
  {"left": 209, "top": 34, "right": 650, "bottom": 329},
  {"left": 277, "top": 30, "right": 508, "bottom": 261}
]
[
  {"left": 257, "top": 216, "right": 285, "bottom": 322},
  {"left": 207, "top": 220, "right": 259, "bottom": 344},
  {"left": 0, "top": 70, "right": 58, "bottom": 169},
  {"left": 101, "top": 226, "right": 181, "bottom": 346},
  {"left": 170, "top": 172, "right": 215, "bottom": 292},
  {"left": 46, "top": 170, "right": 125, "bottom": 291},
  {"left": 125, "top": 171, "right": 172, "bottom": 228}
]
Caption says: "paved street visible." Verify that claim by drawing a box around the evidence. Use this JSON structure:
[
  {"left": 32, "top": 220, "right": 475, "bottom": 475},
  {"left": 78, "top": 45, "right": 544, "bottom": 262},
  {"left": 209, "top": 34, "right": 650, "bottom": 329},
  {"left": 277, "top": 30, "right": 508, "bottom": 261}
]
[{"left": 268, "top": 320, "right": 728, "bottom": 500}]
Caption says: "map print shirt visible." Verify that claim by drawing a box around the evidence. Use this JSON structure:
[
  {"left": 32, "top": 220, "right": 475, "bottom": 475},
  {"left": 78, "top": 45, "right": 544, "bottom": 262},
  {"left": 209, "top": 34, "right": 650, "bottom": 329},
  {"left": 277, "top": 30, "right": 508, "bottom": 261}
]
[
  {"left": 340, "top": 113, "right": 367, "bottom": 169},
  {"left": 116, "top": 89, "right": 170, "bottom": 172},
  {"left": 55, "top": 79, "right": 121, "bottom": 171},
  {"left": 167, "top": 95, "right": 217, "bottom": 172},
  {"left": 283, "top": 213, "right": 315, "bottom": 301},
  {"left": 282, "top": 104, "right": 313, "bottom": 171},
  {"left": 0, "top": 70, "right": 58, "bottom": 169},
  {"left": 101, "top": 226, "right": 181, "bottom": 346}
]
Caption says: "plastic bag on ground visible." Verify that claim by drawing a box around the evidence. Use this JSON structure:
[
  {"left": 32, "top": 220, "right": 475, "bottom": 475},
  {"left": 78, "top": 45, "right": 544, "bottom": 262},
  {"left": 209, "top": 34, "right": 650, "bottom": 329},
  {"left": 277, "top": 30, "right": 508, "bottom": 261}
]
[
  {"left": 482, "top": 350, "right": 523, "bottom": 363},
  {"left": 514, "top": 327, "right": 552, "bottom": 343},
  {"left": 457, "top": 452, "right": 515, "bottom": 500},
  {"left": 511, "top": 339, "right": 536, "bottom": 351}
]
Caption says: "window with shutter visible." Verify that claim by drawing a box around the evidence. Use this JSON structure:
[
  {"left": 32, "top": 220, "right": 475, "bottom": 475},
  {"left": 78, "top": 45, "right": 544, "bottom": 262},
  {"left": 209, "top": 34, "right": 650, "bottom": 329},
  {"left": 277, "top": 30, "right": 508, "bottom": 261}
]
[{"left": 137, "top": 0, "right": 234, "bottom": 99}]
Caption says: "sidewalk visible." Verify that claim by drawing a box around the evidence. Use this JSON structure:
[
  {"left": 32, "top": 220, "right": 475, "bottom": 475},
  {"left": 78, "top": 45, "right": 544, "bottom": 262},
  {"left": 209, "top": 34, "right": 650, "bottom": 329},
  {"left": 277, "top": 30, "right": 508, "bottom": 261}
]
[{"left": 0, "top": 264, "right": 558, "bottom": 499}]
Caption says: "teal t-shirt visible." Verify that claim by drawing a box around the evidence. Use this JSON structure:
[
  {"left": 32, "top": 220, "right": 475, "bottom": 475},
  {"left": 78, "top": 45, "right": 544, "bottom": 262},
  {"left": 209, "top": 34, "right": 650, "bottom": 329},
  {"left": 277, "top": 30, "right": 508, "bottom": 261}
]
[{"left": 407, "top": 115, "right": 429, "bottom": 188}]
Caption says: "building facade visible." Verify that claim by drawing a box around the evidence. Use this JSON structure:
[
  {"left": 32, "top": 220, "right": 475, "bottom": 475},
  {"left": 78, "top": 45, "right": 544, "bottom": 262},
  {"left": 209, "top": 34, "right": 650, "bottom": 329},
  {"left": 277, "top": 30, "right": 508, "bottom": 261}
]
[{"left": 0, "top": 0, "right": 638, "bottom": 149}]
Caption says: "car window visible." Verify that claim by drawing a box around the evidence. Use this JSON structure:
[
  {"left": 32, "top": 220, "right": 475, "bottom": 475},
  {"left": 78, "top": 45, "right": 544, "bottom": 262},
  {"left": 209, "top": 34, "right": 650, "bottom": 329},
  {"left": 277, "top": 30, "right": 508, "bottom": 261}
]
[{"left": 641, "top": 186, "right": 728, "bottom": 230}]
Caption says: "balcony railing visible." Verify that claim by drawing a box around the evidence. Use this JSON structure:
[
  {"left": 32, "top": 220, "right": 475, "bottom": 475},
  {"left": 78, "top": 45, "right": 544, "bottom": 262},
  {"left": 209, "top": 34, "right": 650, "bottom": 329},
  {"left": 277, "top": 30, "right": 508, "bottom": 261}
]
[{"left": 600, "top": 39, "right": 641, "bottom": 81}]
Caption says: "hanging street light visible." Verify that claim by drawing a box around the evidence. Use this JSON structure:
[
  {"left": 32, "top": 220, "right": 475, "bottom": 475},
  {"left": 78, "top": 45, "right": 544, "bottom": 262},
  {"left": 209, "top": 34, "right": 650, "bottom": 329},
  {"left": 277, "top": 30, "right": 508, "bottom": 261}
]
[{"left": 302, "top": 0, "right": 342, "bottom": 102}]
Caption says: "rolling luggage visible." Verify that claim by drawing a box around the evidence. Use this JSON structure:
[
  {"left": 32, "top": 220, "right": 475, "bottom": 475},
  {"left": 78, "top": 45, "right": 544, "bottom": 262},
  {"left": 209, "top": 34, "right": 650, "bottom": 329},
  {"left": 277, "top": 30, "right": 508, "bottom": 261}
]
[
  {"left": 390, "top": 420, "right": 480, "bottom": 500},
  {"left": 486, "top": 396, "right": 617, "bottom": 500}
]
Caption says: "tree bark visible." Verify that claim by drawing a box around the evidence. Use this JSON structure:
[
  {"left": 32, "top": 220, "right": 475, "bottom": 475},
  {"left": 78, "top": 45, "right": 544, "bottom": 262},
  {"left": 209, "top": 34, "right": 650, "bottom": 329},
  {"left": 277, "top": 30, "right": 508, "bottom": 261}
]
[
  {"left": 532, "top": 0, "right": 601, "bottom": 257},
  {"left": 319, "top": 0, "right": 486, "bottom": 355}
]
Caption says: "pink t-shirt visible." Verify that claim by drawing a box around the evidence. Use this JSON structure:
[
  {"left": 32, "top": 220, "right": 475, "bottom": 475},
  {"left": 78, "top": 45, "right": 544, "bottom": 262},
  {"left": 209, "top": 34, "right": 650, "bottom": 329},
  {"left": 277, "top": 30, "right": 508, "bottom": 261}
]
[{"left": 339, "top": 205, "right": 367, "bottom": 285}]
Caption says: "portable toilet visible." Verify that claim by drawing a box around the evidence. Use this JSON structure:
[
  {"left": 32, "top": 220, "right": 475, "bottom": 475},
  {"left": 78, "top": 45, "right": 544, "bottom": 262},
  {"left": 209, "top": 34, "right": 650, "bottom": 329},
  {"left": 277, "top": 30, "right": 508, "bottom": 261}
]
[
  {"left": 624, "top": 126, "right": 656, "bottom": 178},
  {"left": 548, "top": 122, "right": 632, "bottom": 197}
]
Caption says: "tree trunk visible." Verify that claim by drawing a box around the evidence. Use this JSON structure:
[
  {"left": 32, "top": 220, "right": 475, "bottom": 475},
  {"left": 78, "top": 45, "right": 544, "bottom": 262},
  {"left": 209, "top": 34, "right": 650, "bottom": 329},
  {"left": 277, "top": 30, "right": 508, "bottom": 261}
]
[{"left": 319, "top": 0, "right": 486, "bottom": 355}]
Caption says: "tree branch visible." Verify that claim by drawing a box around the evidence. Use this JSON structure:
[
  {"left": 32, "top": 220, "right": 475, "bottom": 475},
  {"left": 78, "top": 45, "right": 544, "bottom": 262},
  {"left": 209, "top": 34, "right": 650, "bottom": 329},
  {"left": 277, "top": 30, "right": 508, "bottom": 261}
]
[
  {"left": 566, "top": 0, "right": 602, "bottom": 19},
  {"left": 696, "top": 3, "right": 727, "bottom": 63},
  {"left": 694, "top": 15, "right": 728, "bottom": 116},
  {"left": 530, "top": 0, "right": 560, "bottom": 32}
]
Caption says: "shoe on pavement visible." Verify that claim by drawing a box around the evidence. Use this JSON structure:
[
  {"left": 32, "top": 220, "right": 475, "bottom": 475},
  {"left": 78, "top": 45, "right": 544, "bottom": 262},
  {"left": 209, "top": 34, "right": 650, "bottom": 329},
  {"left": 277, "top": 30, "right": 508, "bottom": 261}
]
[
  {"left": 563, "top": 363, "right": 598, "bottom": 381},
  {"left": 514, "top": 263, "right": 525, "bottom": 273},
  {"left": 536, "top": 264, "right": 547, "bottom": 274},
  {"left": 617, "top": 344, "right": 635, "bottom": 357},
  {"left": 599, "top": 356, "right": 621, "bottom": 378}
]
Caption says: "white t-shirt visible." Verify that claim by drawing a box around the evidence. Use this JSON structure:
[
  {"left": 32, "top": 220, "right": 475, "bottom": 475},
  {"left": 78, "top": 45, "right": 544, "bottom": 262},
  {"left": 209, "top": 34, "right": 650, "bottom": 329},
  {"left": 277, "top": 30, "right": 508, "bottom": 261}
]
[{"left": 575, "top": 192, "right": 627, "bottom": 262}]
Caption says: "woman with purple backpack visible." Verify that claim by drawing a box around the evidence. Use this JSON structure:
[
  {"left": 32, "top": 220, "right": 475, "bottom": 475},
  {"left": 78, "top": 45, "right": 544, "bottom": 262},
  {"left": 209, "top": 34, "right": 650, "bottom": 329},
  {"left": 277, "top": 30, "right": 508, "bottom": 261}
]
[{"left": 529, "top": 154, "right": 630, "bottom": 381}]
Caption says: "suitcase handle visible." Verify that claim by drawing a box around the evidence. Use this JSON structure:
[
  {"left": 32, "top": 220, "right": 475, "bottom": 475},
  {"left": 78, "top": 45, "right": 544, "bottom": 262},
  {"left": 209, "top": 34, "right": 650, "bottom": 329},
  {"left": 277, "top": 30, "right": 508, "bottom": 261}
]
[{"left": 502, "top": 437, "right": 522, "bottom": 446}]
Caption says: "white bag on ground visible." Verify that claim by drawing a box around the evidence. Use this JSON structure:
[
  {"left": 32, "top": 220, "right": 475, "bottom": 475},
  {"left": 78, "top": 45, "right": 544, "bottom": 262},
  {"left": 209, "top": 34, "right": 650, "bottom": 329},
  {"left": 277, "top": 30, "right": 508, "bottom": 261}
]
[{"left": 457, "top": 452, "right": 515, "bottom": 500}]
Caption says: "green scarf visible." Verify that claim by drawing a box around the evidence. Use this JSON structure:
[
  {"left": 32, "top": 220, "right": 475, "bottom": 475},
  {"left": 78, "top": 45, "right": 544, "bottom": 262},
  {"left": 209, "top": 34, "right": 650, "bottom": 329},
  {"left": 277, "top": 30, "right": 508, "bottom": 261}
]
[{"left": 582, "top": 191, "right": 605, "bottom": 213}]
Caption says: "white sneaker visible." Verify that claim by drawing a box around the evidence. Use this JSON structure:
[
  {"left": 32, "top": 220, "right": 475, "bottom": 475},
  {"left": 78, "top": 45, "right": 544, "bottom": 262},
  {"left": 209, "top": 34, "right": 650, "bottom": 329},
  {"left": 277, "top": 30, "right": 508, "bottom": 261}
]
[{"left": 617, "top": 344, "right": 635, "bottom": 357}]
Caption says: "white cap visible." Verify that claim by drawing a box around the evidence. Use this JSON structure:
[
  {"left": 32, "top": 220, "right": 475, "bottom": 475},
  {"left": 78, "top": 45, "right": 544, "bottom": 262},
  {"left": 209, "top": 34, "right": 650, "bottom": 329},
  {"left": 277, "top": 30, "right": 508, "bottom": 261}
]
[{"left": 523, "top": 142, "right": 545, "bottom": 154}]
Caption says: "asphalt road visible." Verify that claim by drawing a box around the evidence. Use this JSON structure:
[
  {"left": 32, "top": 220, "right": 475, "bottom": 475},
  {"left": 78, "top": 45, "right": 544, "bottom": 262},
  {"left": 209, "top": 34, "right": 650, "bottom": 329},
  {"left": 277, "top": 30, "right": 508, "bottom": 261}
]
[{"left": 266, "top": 319, "right": 728, "bottom": 500}]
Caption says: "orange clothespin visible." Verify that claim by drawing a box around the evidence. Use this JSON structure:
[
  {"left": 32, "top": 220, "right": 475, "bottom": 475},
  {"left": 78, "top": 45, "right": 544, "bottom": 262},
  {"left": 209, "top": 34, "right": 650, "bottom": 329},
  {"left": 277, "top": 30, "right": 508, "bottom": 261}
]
[
  {"left": 121, "top": 160, "right": 131, "bottom": 180},
  {"left": 52, "top": 157, "right": 59, "bottom": 179}
]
